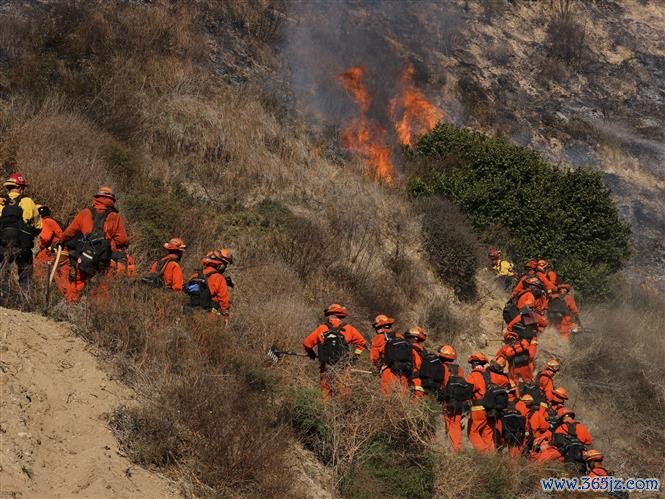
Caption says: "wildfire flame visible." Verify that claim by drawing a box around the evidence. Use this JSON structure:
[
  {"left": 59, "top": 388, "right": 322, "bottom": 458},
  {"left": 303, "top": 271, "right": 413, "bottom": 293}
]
[
  {"left": 337, "top": 63, "right": 442, "bottom": 181},
  {"left": 338, "top": 66, "right": 394, "bottom": 182},
  {"left": 390, "top": 64, "right": 444, "bottom": 146}
]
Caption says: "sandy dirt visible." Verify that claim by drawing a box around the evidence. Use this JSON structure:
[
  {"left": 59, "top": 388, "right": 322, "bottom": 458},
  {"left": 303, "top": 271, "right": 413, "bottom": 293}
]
[{"left": 0, "top": 307, "right": 177, "bottom": 498}]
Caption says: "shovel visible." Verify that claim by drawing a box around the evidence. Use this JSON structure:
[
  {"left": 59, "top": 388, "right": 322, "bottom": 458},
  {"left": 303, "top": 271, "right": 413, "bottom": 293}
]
[{"left": 267, "top": 346, "right": 372, "bottom": 374}]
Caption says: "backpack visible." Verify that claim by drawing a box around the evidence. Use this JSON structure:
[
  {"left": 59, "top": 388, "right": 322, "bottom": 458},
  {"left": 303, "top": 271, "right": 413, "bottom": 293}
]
[
  {"left": 383, "top": 334, "right": 413, "bottom": 375},
  {"left": 418, "top": 351, "right": 444, "bottom": 394},
  {"left": 185, "top": 271, "right": 218, "bottom": 309},
  {"left": 481, "top": 370, "right": 509, "bottom": 417},
  {"left": 506, "top": 340, "right": 530, "bottom": 367},
  {"left": 501, "top": 406, "right": 526, "bottom": 445},
  {"left": 548, "top": 296, "right": 569, "bottom": 317},
  {"left": 511, "top": 322, "right": 538, "bottom": 341},
  {"left": 317, "top": 325, "right": 348, "bottom": 365},
  {"left": 551, "top": 422, "right": 587, "bottom": 463},
  {"left": 75, "top": 207, "right": 113, "bottom": 275},
  {"left": 519, "top": 380, "right": 544, "bottom": 406},
  {"left": 0, "top": 195, "right": 35, "bottom": 250},
  {"left": 443, "top": 363, "right": 474, "bottom": 406},
  {"left": 502, "top": 299, "right": 519, "bottom": 324},
  {"left": 141, "top": 257, "right": 173, "bottom": 288}
]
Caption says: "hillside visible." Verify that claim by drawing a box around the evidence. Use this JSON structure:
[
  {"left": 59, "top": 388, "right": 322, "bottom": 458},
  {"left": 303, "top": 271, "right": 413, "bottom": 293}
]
[
  {"left": 0, "top": 307, "right": 176, "bottom": 498},
  {"left": 0, "top": 1, "right": 663, "bottom": 497}
]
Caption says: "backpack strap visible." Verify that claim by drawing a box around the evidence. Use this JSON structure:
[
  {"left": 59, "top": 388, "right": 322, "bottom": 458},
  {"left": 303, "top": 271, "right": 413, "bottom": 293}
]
[
  {"left": 88, "top": 206, "right": 116, "bottom": 236},
  {"left": 446, "top": 363, "right": 459, "bottom": 386},
  {"left": 156, "top": 256, "right": 174, "bottom": 275}
]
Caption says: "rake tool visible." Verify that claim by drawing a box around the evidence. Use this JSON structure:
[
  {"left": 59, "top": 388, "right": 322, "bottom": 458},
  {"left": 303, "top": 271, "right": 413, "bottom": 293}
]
[{"left": 267, "top": 346, "right": 372, "bottom": 374}]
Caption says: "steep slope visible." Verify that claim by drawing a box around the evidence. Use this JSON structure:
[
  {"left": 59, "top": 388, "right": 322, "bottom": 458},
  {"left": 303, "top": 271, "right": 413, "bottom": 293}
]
[{"left": 0, "top": 308, "right": 176, "bottom": 498}]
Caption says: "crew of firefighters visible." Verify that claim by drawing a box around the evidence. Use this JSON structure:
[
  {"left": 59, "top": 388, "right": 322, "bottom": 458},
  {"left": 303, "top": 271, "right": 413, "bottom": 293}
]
[
  {"left": 0, "top": 173, "right": 610, "bottom": 477},
  {"left": 301, "top": 251, "right": 609, "bottom": 477},
  {"left": 0, "top": 173, "right": 233, "bottom": 323}
]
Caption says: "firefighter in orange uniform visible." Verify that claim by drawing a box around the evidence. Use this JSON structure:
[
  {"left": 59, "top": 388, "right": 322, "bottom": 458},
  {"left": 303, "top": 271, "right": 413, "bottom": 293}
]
[
  {"left": 557, "top": 284, "right": 580, "bottom": 340},
  {"left": 303, "top": 304, "right": 366, "bottom": 400},
  {"left": 466, "top": 352, "right": 494, "bottom": 453},
  {"left": 370, "top": 315, "right": 410, "bottom": 396},
  {"left": 33, "top": 205, "right": 62, "bottom": 279},
  {"left": 148, "top": 237, "right": 186, "bottom": 291},
  {"left": 537, "top": 359, "right": 561, "bottom": 403},
  {"left": 404, "top": 326, "right": 427, "bottom": 398},
  {"left": 497, "top": 330, "right": 537, "bottom": 383}
]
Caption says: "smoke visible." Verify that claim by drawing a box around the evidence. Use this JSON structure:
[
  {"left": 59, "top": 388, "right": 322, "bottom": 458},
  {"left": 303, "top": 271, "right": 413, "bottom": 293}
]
[{"left": 282, "top": 0, "right": 464, "bottom": 133}]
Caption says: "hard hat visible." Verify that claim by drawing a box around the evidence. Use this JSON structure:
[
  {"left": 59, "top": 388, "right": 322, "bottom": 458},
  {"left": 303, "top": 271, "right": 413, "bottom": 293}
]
[
  {"left": 537, "top": 259, "right": 549, "bottom": 270},
  {"left": 37, "top": 205, "right": 52, "bottom": 217},
  {"left": 3, "top": 172, "right": 27, "bottom": 188},
  {"left": 404, "top": 326, "right": 427, "bottom": 342},
  {"left": 201, "top": 249, "right": 233, "bottom": 267},
  {"left": 94, "top": 185, "right": 116, "bottom": 201},
  {"left": 438, "top": 344, "right": 457, "bottom": 361},
  {"left": 545, "top": 359, "right": 561, "bottom": 372},
  {"left": 525, "top": 260, "right": 538, "bottom": 270},
  {"left": 503, "top": 330, "right": 519, "bottom": 341},
  {"left": 488, "top": 248, "right": 500, "bottom": 259},
  {"left": 552, "top": 386, "right": 569, "bottom": 401},
  {"left": 220, "top": 248, "right": 233, "bottom": 264},
  {"left": 583, "top": 449, "right": 603, "bottom": 462},
  {"left": 164, "top": 237, "right": 186, "bottom": 252},
  {"left": 525, "top": 277, "right": 541, "bottom": 286},
  {"left": 324, "top": 303, "right": 348, "bottom": 318},
  {"left": 490, "top": 356, "right": 507, "bottom": 372},
  {"left": 467, "top": 352, "right": 488, "bottom": 364},
  {"left": 521, "top": 393, "right": 535, "bottom": 404},
  {"left": 372, "top": 314, "right": 395, "bottom": 329},
  {"left": 556, "top": 406, "right": 575, "bottom": 419},
  {"left": 558, "top": 283, "right": 572, "bottom": 291}
]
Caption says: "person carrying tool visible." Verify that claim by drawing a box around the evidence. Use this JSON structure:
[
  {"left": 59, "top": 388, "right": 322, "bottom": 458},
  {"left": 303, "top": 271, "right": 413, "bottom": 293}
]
[
  {"left": 437, "top": 345, "right": 472, "bottom": 452},
  {"left": 53, "top": 246, "right": 85, "bottom": 303},
  {"left": 537, "top": 359, "right": 561, "bottom": 403},
  {"left": 404, "top": 326, "right": 428, "bottom": 398},
  {"left": 0, "top": 173, "right": 42, "bottom": 289},
  {"left": 33, "top": 205, "right": 62, "bottom": 279},
  {"left": 488, "top": 248, "right": 516, "bottom": 291},
  {"left": 501, "top": 384, "right": 529, "bottom": 458},
  {"left": 302, "top": 304, "right": 366, "bottom": 399},
  {"left": 496, "top": 330, "right": 537, "bottom": 383},
  {"left": 532, "top": 407, "right": 592, "bottom": 470},
  {"left": 370, "top": 315, "right": 411, "bottom": 396},
  {"left": 185, "top": 249, "right": 233, "bottom": 327},
  {"left": 57, "top": 185, "right": 129, "bottom": 300},
  {"left": 144, "top": 237, "right": 186, "bottom": 291}
]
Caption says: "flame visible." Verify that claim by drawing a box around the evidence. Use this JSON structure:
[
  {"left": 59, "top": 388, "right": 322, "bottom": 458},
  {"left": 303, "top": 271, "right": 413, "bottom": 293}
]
[
  {"left": 338, "top": 66, "right": 394, "bottom": 182},
  {"left": 390, "top": 64, "right": 443, "bottom": 146}
]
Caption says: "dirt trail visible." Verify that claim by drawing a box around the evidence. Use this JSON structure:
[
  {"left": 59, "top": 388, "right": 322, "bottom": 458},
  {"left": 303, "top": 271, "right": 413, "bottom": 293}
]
[{"left": 0, "top": 307, "right": 177, "bottom": 498}]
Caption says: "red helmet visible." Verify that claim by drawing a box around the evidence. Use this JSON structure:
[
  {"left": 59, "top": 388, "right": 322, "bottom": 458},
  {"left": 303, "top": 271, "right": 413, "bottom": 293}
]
[
  {"left": 438, "top": 344, "right": 457, "bottom": 361},
  {"left": 164, "top": 237, "right": 186, "bottom": 252},
  {"left": 488, "top": 248, "right": 500, "bottom": 259},
  {"left": 3, "top": 172, "right": 27, "bottom": 188},
  {"left": 94, "top": 185, "right": 116, "bottom": 201},
  {"left": 525, "top": 260, "right": 538, "bottom": 270},
  {"left": 324, "top": 303, "right": 348, "bottom": 318},
  {"left": 404, "top": 326, "right": 427, "bottom": 342},
  {"left": 201, "top": 249, "right": 233, "bottom": 267},
  {"left": 467, "top": 352, "right": 488, "bottom": 364},
  {"left": 372, "top": 314, "right": 395, "bottom": 329}
]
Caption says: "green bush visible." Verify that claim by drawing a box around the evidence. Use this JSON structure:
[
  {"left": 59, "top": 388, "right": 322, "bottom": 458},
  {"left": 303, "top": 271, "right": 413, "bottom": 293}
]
[
  {"left": 340, "top": 436, "right": 436, "bottom": 499},
  {"left": 409, "top": 123, "right": 631, "bottom": 301}
]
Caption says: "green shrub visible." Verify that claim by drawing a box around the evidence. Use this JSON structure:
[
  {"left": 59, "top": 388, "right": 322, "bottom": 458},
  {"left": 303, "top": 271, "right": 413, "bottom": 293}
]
[
  {"left": 409, "top": 123, "right": 631, "bottom": 301},
  {"left": 340, "top": 436, "right": 436, "bottom": 499}
]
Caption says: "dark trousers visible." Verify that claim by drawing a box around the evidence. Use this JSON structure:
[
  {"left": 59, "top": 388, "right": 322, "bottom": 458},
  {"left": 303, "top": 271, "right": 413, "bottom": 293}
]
[{"left": 0, "top": 246, "right": 34, "bottom": 290}]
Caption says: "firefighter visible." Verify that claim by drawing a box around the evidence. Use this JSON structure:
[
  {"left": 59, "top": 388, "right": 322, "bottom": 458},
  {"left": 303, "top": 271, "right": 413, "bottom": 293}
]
[
  {"left": 501, "top": 384, "right": 529, "bottom": 458},
  {"left": 303, "top": 304, "right": 367, "bottom": 399},
  {"left": 583, "top": 449, "right": 610, "bottom": 477},
  {"left": 532, "top": 407, "right": 592, "bottom": 466},
  {"left": 496, "top": 330, "right": 537, "bottom": 383},
  {"left": 488, "top": 248, "right": 516, "bottom": 291},
  {"left": 404, "top": 326, "right": 427, "bottom": 398},
  {"left": 537, "top": 259, "right": 558, "bottom": 288},
  {"left": 537, "top": 359, "right": 561, "bottom": 403},
  {"left": 33, "top": 205, "right": 63, "bottom": 280},
  {"left": 466, "top": 352, "right": 497, "bottom": 453},
  {"left": 370, "top": 315, "right": 411, "bottom": 396},
  {"left": 438, "top": 345, "right": 471, "bottom": 452},
  {"left": 557, "top": 284, "right": 580, "bottom": 340},
  {"left": 186, "top": 249, "right": 233, "bottom": 326},
  {"left": 0, "top": 173, "right": 41, "bottom": 289},
  {"left": 146, "top": 237, "right": 186, "bottom": 291}
]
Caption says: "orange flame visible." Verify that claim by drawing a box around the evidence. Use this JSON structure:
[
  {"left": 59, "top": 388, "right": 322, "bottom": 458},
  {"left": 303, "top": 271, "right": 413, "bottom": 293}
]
[
  {"left": 390, "top": 64, "right": 443, "bottom": 146},
  {"left": 338, "top": 66, "right": 394, "bottom": 182}
]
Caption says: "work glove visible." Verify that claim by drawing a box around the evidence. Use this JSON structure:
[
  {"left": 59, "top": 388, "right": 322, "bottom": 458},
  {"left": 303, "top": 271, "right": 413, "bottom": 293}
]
[{"left": 306, "top": 349, "right": 317, "bottom": 360}]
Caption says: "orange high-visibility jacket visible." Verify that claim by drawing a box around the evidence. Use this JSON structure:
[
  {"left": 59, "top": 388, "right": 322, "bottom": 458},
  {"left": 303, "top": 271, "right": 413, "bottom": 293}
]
[
  {"left": 537, "top": 371, "right": 556, "bottom": 402},
  {"left": 201, "top": 266, "right": 229, "bottom": 313},
  {"left": 496, "top": 338, "right": 535, "bottom": 365},
  {"left": 150, "top": 255, "right": 184, "bottom": 291},
  {"left": 38, "top": 217, "right": 62, "bottom": 249},
  {"left": 303, "top": 317, "right": 367, "bottom": 356},
  {"left": 60, "top": 198, "right": 129, "bottom": 253}
]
